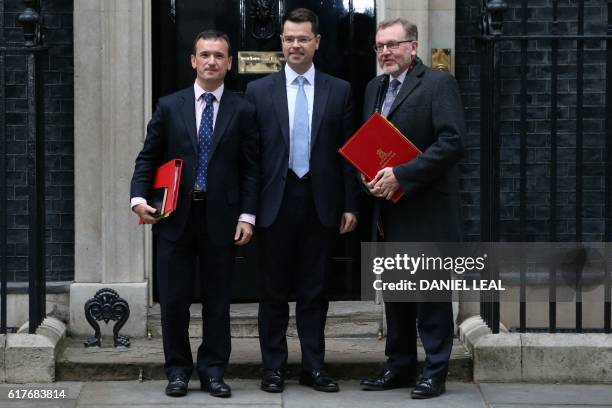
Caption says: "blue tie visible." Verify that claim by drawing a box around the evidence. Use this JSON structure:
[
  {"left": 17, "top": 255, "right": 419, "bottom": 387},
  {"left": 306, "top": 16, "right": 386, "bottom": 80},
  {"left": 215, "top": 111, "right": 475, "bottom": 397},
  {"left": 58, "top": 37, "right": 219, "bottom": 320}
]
[
  {"left": 196, "top": 92, "right": 214, "bottom": 191},
  {"left": 291, "top": 76, "right": 310, "bottom": 177}
]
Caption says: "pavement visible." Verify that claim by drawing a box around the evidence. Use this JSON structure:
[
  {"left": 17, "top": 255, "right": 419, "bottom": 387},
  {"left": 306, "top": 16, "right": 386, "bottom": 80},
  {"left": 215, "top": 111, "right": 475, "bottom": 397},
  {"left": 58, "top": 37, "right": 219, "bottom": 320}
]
[{"left": 0, "top": 380, "right": 610, "bottom": 407}]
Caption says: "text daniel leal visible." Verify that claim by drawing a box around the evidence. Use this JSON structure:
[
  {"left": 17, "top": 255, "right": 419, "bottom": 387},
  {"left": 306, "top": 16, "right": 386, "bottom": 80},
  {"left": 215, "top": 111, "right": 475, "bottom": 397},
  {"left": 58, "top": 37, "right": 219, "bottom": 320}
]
[{"left": 373, "top": 279, "right": 506, "bottom": 291}]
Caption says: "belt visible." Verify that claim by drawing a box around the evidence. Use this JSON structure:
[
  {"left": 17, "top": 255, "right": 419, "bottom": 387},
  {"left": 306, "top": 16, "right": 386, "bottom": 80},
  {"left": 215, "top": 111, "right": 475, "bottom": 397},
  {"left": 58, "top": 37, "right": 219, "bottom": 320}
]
[
  {"left": 192, "top": 190, "right": 207, "bottom": 201},
  {"left": 288, "top": 170, "right": 310, "bottom": 180}
]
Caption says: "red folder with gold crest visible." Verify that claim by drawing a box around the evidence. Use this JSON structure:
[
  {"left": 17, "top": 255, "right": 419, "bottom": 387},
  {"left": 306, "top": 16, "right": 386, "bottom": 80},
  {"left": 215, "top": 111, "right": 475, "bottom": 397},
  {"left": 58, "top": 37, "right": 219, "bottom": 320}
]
[{"left": 339, "top": 113, "right": 421, "bottom": 203}]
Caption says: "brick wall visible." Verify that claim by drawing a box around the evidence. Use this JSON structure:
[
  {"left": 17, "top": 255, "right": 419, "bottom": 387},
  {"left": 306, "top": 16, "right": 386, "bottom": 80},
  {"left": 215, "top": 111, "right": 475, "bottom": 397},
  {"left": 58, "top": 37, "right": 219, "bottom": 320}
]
[
  {"left": 2, "top": 0, "right": 74, "bottom": 282},
  {"left": 455, "top": 0, "right": 609, "bottom": 242}
]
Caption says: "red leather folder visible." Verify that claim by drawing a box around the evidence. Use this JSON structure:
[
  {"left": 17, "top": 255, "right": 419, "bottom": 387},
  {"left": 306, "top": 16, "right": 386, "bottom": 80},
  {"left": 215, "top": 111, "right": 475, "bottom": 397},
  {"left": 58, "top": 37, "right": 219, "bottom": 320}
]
[
  {"left": 339, "top": 113, "right": 421, "bottom": 203},
  {"left": 139, "top": 158, "right": 183, "bottom": 224}
]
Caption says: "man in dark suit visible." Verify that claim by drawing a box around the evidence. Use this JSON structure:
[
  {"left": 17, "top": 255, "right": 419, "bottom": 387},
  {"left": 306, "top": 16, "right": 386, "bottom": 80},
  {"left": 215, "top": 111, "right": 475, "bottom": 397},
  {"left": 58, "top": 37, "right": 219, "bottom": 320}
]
[
  {"left": 359, "top": 19, "right": 465, "bottom": 399},
  {"left": 130, "top": 30, "right": 259, "bottom": 398},
  {"left": 245, "top": 8, "right": 360, "bottom": 394}
]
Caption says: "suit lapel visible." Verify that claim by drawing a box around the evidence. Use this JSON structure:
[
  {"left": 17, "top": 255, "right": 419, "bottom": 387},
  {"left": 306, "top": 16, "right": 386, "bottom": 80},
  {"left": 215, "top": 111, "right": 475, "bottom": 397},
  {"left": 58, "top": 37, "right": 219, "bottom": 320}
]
[
  {"left": 180, "top": 89, "right": 198, "bottom": 154},
  {"left": 272, "top": 72, "right": 290, "bottom": 149},
  {"left": 387, "top": 61, "right": 425, "bottom": 118},
  {"left": 210, "top": 91, "right": 235, "bottom": 158},
  {"left": 310, "top": 71, "right": 330, "bottom": 150},
  {"left": 366, "top": 75, "right": 387, "bottom": 117}
]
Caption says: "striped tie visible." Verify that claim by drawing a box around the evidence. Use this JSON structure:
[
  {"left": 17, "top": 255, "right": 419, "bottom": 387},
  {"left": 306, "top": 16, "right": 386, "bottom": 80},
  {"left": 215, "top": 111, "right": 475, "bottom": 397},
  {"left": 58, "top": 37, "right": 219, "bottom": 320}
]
[{"left": 382, "top": 78, "right": 401, "bottom": 117}]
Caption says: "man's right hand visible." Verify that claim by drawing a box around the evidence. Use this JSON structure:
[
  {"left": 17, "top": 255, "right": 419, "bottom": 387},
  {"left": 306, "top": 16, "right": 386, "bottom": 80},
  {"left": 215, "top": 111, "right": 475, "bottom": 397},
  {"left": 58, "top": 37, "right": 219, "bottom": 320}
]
[{"left": 133, "top": 203, "right": 161, "bottom": 224}]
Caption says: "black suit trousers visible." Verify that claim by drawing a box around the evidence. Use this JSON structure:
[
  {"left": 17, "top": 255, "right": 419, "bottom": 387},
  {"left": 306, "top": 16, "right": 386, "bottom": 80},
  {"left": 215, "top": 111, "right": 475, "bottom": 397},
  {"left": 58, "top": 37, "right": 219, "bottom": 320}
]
[
  {"left": 257, "top": 172, "right": 337, "bottom": 371},
  {"left": 156, "top": 199, "right": 235, "bottom": 380},
  {"left": 383, "top": 301, "right": 454, "bottom": 380}
]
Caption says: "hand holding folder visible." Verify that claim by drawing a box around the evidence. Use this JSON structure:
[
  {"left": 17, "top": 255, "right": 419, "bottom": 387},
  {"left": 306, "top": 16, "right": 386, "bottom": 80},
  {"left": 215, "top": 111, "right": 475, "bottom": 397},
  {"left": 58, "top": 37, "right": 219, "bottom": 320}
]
[
  {"left": 339, "top": 113, "right": 421, "bottom": 203},
  {"left": 138, "top": 159, "right": 183, "bottom": 224}
]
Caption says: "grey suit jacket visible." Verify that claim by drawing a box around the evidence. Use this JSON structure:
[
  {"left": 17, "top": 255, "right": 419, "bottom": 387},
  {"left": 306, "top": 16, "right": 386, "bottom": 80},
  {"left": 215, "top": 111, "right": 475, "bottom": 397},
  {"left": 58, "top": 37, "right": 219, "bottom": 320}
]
[{"left": 362, "top": 60, "right": 465, "bottom": 241}]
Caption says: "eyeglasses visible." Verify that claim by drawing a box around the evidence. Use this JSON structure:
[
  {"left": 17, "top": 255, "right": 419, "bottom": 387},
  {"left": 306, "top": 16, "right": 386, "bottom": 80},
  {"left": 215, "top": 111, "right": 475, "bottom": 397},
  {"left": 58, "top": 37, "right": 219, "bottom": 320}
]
[
  {"left": 373, "top": 40, "right": 414, "bottom": 53},
  {"left": 281, "top": 36, "right": 315, "bottom": 45}
]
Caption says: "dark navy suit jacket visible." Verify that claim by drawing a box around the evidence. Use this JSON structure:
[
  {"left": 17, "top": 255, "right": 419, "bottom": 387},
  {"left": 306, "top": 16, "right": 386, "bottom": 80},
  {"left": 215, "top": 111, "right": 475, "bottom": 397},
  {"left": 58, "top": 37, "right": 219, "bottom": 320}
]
[
  {"left": 130, "top": 86, "right": 259, "bottom": 245},
  {"left": 245, "top": 69, "right": 359, "bottom": 228}
]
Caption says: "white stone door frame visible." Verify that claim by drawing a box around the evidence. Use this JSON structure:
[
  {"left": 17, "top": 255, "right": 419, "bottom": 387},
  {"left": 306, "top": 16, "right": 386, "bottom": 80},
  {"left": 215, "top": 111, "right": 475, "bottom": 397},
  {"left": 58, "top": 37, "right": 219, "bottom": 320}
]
[{"left": 71, "top": 0, "right": 153, "bottom": 338}]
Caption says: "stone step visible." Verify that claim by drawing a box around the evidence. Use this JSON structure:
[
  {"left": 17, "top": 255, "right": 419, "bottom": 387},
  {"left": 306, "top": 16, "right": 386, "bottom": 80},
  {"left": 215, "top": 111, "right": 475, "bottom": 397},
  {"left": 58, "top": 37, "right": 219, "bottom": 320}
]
[
  {"left": 148, "top": 301, "right": 384, "bottom": 339},
  {"left": 57, "top": 337, "right": 472, "bottom": 382}
]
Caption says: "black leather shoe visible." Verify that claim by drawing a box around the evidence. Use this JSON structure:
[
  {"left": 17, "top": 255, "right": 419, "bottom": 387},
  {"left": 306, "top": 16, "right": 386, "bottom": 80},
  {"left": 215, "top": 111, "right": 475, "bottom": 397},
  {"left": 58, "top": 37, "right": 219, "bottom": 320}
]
[
  {"left": 298, "top": 369, "right": 339, "bottom": 392},
  {"left": 261, "top": 369, "right": 285, "bottom": 393},
  {"left": 411, "top": 377, "right": 446, "bottom": 399},
  {"left": 165, "top": 376, "right": 188, "bottom": 397},
  {"left": 201, "top": 378, "right": 232, "bottom": 398},
  {"left": 360, "top": 369, "right": 416, "bottom": 391}
]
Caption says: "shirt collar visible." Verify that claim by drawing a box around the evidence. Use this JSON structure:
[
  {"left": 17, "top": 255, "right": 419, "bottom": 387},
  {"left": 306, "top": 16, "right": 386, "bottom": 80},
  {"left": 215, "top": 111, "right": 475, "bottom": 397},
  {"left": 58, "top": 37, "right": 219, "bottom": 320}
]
[
  {"left": 284, "top": 63, "right": 316, "bottom": 86},
  {"left": 194, "top": 81, "right": 224, "bottom": 102},
  {"left": 390, "top": 57, "right": 419, "bottom": 85},
  {"left": 390, "top": 68, "right": 408, "bottom": 85}
]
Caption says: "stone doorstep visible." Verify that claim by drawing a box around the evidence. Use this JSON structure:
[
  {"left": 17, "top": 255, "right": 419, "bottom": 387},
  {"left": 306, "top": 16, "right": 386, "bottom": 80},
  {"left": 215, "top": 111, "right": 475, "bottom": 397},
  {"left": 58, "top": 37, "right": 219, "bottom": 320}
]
[
  {"left": 56, "top": 337, "right": 472, "bottom": 382},
  {"left": 60, "top": 301, "right": 471, "bottom": 381},
  {"left": 148, "top": 301, "right": 385, "bottom": 339},
  {"left": 460, "top": 319, "right": 612, "bottom": 384}
]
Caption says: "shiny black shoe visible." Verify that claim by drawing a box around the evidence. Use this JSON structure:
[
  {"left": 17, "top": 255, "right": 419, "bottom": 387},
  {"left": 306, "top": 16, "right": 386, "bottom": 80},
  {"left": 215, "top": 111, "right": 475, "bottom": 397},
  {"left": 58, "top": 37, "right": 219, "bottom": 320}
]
[
  {"left": 165, "top": 375, "right": 188, "bottom": 397},
  {"left": 360, "top": 369, "right": 416, "bottom": 391},
  {"left": 261, "top": 369, "right": 285, "bottom": 393},
  {"left": 298, "top": 369, "right": 339, "bottom": 392},
  {"left": 201, "top": 378, "right": 232, "bottom": 398},
  {"left": 411, "top": 377, "right": 446, "bottom": 399}
]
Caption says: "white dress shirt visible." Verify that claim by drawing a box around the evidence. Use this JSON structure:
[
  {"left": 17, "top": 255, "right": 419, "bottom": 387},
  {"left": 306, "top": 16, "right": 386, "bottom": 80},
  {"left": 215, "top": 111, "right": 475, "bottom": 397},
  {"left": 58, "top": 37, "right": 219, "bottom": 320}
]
[{"left": 285, "top": 63, "right": 315, "bottom": 169}]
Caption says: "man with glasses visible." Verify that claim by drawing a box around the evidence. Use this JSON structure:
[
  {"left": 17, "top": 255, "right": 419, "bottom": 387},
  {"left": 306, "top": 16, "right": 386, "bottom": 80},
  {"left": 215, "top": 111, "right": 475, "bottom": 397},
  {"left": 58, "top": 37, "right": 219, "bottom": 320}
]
[
  {"left": 359, "top": 19, "right": 465, "bottom": 399},
  {"left": 245, "top": 7, "right": 359, "bottom": 394}
]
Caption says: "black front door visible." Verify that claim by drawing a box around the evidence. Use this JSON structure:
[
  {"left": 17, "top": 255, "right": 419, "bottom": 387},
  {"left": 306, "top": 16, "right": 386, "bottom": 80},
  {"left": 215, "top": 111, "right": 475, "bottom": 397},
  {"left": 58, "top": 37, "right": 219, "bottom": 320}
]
[{"left": 152, "top": 0, "right": 377, "bottom": 302}]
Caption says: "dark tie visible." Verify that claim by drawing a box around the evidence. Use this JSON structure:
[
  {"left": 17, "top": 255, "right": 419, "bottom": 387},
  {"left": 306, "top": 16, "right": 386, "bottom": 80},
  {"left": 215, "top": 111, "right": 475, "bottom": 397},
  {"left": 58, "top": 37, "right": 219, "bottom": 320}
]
[
  {"left": 382, "top": 78, "right": 401, "bottom": 116},
  {"left": 196, "top": 92, "right": 215, "bottom": 191}
]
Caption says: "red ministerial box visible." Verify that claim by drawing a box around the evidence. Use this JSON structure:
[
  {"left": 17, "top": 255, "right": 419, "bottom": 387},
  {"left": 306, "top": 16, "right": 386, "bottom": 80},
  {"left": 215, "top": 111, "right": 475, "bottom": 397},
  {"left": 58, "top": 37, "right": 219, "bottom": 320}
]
[
  {"left": 139, "top": 158, "right": 183, "bottom": 224},
  {"left": 339, "top": 113, "right": 421, "bottom": 203}
]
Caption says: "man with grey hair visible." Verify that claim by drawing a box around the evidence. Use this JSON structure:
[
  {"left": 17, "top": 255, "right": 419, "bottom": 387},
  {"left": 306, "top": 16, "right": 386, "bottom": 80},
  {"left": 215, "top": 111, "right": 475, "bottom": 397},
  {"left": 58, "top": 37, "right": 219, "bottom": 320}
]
[{"left": 359, "top": 18, "right": 465, "bottom": 399}]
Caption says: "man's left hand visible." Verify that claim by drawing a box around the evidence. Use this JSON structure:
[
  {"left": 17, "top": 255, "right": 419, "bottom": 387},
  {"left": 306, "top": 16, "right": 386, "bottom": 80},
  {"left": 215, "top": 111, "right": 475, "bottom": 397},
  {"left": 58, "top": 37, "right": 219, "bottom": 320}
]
[
  {"left": 367, "top": 167, "right": 400, "bottom": 200},
  {"left": 339, "top": 212, "right": 358, "bottom": 234},
  {"left": 234, "top": 221, "right": 253, "bottom": 245}
]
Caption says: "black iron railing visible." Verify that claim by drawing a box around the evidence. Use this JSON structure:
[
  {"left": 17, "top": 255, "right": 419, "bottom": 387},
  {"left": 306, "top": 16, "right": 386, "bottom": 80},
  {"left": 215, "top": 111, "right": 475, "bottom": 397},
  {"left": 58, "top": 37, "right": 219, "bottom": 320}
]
[
  {"left": 0, "top": 0, "right": 47, "bottom": 335},
  {"left": 1, "top": 44, "right": 6, "bottom": 335},
  {"left": 477, "top": 0, "right": 612, "bottom": 334}
]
